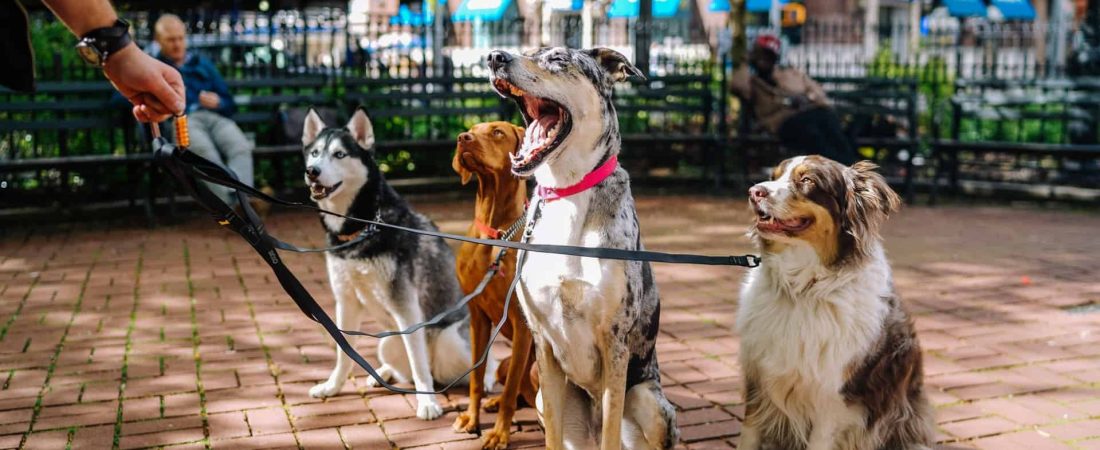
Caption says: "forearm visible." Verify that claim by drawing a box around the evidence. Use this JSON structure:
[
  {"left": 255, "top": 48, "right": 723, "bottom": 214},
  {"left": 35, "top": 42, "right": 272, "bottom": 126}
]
[{"left": 42, "top": 0, "right": 119, "bottom": 36}]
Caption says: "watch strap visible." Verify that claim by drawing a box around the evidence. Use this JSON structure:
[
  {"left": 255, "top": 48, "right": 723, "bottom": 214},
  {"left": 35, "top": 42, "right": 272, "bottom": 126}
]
[{"left": 80, "top": 19, "right": 132, "bottom": 64}]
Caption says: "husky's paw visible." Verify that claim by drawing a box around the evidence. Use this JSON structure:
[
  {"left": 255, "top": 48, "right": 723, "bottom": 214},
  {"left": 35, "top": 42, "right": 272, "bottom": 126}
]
[
  {"left": 452, "top": 410, "right": 479, "bottom": 433},
  {"left": 364, "top": 365, "right": 396, "bottom": 388},
  {"left": 309, "top": 379, "right": 343, "bottom": 398},
  {"left": 482, "top": 426, "right": 511, "bottom": 450},
  {"left": 416, "top": 400, "right": 444, "bottom": 420},
  {"left": 482, "top": 395, "right": 502, "bottom": 413}
]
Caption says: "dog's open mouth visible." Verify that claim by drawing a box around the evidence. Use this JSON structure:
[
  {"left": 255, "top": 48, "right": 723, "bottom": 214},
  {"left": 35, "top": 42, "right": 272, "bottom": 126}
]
[
  {"left": 492, "top": 78, "right": 572, "bottom": 173},
  {"left": 309, "top": 181, "right": 341, "bottom": 200},
  {"left": 753, "top": 207, "right": 813, "bottom": 234}
]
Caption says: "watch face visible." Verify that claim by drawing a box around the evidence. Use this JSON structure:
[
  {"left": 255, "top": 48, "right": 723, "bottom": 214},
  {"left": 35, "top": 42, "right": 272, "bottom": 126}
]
[{"left": 76, "top": 42, "right": 103, "bottom": 66}]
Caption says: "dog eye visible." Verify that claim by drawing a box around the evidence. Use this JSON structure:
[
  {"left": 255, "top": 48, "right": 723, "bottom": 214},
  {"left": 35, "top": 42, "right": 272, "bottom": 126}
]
[
  {"left": 547, "top": 54, "right": 568, "bottom": 65},
  {"left": 310, "top": 149, "right": 319, "bottom": 157},
  {"left": 333, "top": 151, "right": 347, "bottom": 159},
  {"left": 492, "top": 129, "right": 505, "bottom": 138},
  {"left": 800, "top": 176, "right": 814, "bottom": 184}
]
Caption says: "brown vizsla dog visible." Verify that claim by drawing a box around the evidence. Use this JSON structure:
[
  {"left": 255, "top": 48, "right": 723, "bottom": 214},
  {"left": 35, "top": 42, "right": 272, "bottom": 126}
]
[{"left": 451, "top": 122, "right": 538, "bottom": 449}]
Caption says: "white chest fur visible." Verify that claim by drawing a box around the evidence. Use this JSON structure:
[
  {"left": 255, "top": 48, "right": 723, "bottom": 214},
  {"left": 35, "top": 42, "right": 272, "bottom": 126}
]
[
  {"left": 326, "top": 253, "right": 398, "bottom": 326},
  {"left": 519, "top": 195, "right": 627, "bottom": 390},
  {"left": 737, "top": 243, "right": 892, "bottom": 423}
]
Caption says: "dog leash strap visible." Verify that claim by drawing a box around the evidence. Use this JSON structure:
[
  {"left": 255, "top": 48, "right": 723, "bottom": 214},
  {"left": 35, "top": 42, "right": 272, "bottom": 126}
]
[
  {"left": 170, "top": 144, "right": 522, "bottom": 338},
  {"left": 155, "top": 137, "right": 515, "bottom": 395},
  {"left": 177, "top": 158, "right": 761, "bottom": 268}
]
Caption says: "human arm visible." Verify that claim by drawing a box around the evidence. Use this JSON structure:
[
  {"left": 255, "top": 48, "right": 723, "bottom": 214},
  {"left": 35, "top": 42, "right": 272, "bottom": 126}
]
[
  {"left": 41, "top": 0, "right": 185, "bottom": 122},
  {"left": 802, "top": 71, "right": 829, "bottom": 106},
  {"left": 199, "top": 57, "right": 237, "bottom": 117},
  {"left": 729, "top": 65, "right": 752, "bottom": 100}
]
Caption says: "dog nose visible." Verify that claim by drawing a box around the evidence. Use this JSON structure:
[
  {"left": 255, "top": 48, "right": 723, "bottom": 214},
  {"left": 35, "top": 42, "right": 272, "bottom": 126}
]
[
  {"left": 459, "top": 132, "right": 474, "bottom": 142},
  {"left": 487, "top": 51, "right": 512, "bottom": 70},
  {"left": 305, "top": 166, "right": 321, "bottom": 180},
  {"left": 749, "top": 185, "right": 769, "bottom": 200}
]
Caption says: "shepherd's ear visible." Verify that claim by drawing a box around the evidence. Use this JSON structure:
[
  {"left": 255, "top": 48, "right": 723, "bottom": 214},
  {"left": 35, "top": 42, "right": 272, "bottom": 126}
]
[
  {"left": 583, "top": 47, "right": 646, "bottom": 83},
  {"left": 840, "top": 161, "right": 901, "bottom": 263},
  {"left": 346, "top": 107, "right": 376, "bottom": 151},
  {"left": 302, "top": 108, "right": 326, "bottom": 146}
]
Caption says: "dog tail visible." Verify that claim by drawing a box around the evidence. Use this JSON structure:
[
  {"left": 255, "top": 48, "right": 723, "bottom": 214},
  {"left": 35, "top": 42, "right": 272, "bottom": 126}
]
[{"left": 430, "top": 319, "right": 498, "bottom": 388}]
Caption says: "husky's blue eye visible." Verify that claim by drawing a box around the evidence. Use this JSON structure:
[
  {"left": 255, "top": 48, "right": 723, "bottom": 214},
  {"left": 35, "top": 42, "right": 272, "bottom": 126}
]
[
  {"left": 310, "top": 149, "right": 319, "bottom": 157},
  {"left": 333, "top": 151, "right": 348, "bottom": 159}
]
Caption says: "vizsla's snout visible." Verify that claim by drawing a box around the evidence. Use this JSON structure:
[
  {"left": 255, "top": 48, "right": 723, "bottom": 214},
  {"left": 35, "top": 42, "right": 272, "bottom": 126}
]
[{"left": 459, "top": 132, "right": 475, "bottom": 142}]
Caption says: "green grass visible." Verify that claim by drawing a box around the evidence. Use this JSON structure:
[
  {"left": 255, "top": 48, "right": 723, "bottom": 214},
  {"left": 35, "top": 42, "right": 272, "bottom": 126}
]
[
  {"left": 112, "top": 243, "right": 145, "bottom": 449},
  {"left": 182, "top": 243, "right": 212, "bottom": 449},
  {"left": 19, "top": 250, "right": 101, "bottom": 449}
]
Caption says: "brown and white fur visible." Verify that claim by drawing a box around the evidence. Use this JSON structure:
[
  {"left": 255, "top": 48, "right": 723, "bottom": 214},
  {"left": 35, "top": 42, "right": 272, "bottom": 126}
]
[
  {"left": 738, "top": 155, "right": 933, "bottom": 450},
  {"left": 451, "top": 121, "right": 540, "bottom": 449}
]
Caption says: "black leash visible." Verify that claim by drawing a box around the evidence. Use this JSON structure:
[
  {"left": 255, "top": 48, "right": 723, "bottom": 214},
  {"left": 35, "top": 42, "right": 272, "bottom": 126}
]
[
  {"left": 154, "top": 135, "right": 526, "bottom": 395},
  {"left": 152, "top": 120, "right": 761, "bottom": 395},
  {"left": 175, "top": 148, "right": 762, "bottom": 268}
]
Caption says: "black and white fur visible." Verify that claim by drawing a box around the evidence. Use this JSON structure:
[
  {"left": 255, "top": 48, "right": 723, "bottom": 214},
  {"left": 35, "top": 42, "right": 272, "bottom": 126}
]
[
  {"left": 488, "top": 48, "right": 678, "bottom": 450},
  {"left": 301, "top": 108, "right": 494, "bottom": 420}
]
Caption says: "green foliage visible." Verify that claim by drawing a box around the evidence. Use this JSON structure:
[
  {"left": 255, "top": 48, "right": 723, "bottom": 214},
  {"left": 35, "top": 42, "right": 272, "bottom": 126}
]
[{"left": 30, "top": 19, "right": 81, "bottom": 80}]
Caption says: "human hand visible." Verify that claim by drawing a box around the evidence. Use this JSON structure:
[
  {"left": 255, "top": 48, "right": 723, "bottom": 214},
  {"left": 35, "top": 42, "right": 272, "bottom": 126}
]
[
  {"left": 198, "top": 91, "right": 221, "bottom": 110},
  {"left": 103, "top": 43, "right": 185, "bottom": 122},
  {"left": 788, "top": 94, "right": 810, "bottom": 109}
]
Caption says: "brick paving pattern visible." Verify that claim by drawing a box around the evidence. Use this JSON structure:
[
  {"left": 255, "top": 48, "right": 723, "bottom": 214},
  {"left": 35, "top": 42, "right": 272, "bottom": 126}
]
[{"left": 1, "top": 195, "right": 1098, "bottom": 449}]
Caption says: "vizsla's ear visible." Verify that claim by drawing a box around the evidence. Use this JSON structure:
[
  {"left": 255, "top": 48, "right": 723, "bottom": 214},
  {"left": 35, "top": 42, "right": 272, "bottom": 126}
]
[
  {"left": 512, "top": 125, "right": 525, "bottom": 152},
  {"left": 452, "top": 146, "right": 473, "bottom": 185}
]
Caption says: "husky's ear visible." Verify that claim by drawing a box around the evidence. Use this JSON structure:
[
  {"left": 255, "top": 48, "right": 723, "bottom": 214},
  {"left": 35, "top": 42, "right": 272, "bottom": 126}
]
[
  {"left": 346, "top": 107, "right": 376, "bottom": 151},
  {"left": 583, "top": 47, "right": 646, "bottom": 83},
  {"left": 302, "top": 108, "right": 326, "bottom": 146}
]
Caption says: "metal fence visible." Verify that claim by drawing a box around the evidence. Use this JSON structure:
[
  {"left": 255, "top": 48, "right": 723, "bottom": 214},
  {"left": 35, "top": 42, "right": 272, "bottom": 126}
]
[{"left": 771, "top": 17, "right": 1075, "bottom": 80}]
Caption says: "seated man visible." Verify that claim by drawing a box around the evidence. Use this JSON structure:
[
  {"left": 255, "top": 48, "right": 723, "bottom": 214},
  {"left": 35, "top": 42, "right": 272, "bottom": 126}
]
[
  {"left": 730, "top": 34, "right": 857, "bottom": 165},
  {"left": 154, "top": 14, "right": 265, "bottom": 209}
]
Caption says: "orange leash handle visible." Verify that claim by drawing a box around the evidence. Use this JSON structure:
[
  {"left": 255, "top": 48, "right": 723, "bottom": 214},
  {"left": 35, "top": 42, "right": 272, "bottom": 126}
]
[{"left": 175, "top": 115, "right": 190, "bottom": 148}]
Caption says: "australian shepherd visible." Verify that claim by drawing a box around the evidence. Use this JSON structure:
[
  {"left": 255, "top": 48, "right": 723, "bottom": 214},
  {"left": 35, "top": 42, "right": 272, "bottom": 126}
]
[{"left": 738, "top": 156, "right": 933, "bottom": 450}]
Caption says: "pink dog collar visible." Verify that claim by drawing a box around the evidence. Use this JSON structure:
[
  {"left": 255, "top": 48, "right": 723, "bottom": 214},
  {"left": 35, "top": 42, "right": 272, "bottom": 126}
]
[{"left": 536, "top": 154, "right": 619, "bottom": 202}]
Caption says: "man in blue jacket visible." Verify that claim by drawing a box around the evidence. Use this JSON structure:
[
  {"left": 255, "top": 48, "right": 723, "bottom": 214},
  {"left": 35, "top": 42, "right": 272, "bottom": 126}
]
[{"left": 155, "top": 14, "right": 258, "bottom": 207}]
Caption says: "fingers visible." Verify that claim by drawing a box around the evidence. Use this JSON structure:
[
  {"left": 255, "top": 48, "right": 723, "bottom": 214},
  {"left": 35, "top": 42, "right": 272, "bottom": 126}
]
[
  {"left": 139, "top": 93, "right": 174, "bottom": 118},
  {"left": 149, "top": 68, "right": 186, "bottom": 115},
  {"left": 132, "top": 105, "right": 171, "bottom": 123}
]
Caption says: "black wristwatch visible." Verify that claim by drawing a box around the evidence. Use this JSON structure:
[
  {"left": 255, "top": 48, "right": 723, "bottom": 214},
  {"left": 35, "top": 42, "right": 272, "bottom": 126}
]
[{"left": 75, "top": 19, "right": 133, "bottom": 67}]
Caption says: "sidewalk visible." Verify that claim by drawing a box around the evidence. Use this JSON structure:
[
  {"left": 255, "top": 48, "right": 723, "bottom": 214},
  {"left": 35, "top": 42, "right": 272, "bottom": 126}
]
[{"left": 1, "top": 196, "right": 1098, "bottom": 449}]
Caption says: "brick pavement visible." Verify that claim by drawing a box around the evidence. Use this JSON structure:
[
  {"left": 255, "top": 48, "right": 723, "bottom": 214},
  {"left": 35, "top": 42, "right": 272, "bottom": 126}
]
[{"left": 1, "top": 195, "right": 1098, "bottom": 449}]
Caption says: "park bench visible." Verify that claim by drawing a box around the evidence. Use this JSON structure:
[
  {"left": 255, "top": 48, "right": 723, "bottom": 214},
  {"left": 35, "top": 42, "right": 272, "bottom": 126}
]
[
  {"left": 0, "top": 81, "right": 150, "bottom": 216},
  {"left": 931, "top": 77, "right": 1100, "bottom": 202},
  {"left": 615, "top": 74, "right": 719, "bottom": 185},
  {"left": 0, "top": 72, "right": 725, "bottom": 219},
  {"left": 233, "top": 75, "right": 517, "bottom": 194},
  {"left": 733, "top": 76, "right": 921, "bottom": 200}
]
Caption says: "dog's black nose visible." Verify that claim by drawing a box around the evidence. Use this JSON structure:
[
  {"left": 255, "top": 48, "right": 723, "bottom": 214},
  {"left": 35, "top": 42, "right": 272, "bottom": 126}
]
[
  {"left": 305, "top": 166, "right": 321, "bottom": 180},
  {"left": 459, "top": 132, "right": 474, "bottom": 142},
  {"left": 749, "top": 185, "right": 769, "bottom": 200},
  {"left": 487, "top": 51, "right": 512, "bottom": 70}
]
